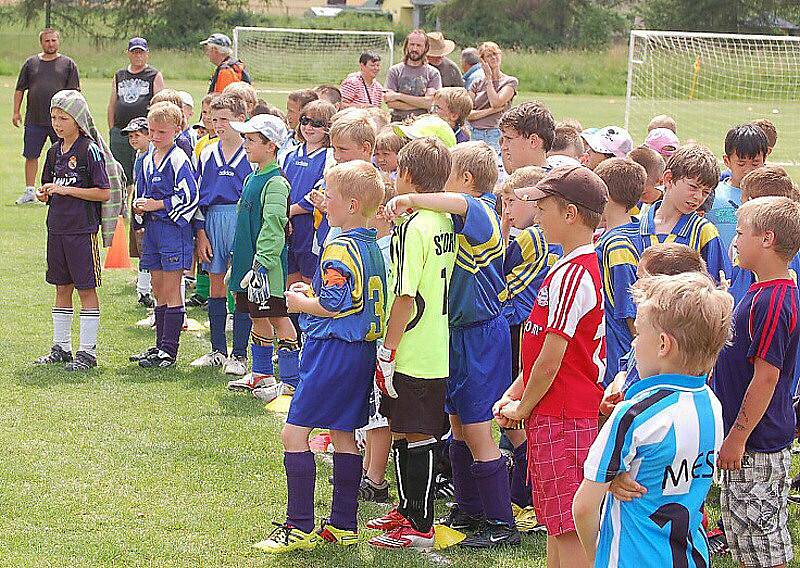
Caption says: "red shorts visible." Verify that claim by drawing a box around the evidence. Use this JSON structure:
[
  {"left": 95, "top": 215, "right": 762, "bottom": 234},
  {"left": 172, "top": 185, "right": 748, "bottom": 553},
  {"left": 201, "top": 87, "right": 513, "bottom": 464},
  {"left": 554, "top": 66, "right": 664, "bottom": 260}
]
[{"left": 526, "top": 414, "right": 598, "bottom": 536}]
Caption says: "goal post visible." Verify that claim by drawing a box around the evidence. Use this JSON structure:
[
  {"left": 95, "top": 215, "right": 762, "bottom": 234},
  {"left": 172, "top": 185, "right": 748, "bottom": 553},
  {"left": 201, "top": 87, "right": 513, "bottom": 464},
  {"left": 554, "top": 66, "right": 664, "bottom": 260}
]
[
  {"left": 625, "top": 30, "right": 800, "bottom": 165},
  {"left": 233, "top": 27, "right": 394, "bottom": 92}
]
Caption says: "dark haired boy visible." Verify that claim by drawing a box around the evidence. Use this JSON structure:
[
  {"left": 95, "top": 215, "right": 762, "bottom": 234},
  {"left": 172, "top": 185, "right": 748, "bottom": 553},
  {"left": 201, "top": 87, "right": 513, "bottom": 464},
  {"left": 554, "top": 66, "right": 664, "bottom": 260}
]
[{"left": 498, "top": 101, "right": 555, "bottom": 174}]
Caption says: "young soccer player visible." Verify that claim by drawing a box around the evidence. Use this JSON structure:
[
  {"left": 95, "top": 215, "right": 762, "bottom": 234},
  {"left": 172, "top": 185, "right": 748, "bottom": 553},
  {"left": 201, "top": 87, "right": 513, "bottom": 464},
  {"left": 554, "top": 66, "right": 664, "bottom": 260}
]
[
  {"left": 366, "top": 138, "right": 456, "bottom": 551},
  {"left": 498, "top": 101, "right": 555, "bottom": 174},
  {"left": 149, "top": 89, "right": 195, "bottom": 166},
  {"left": 594, "top": 158, "right": 646, "bottom": 386},
  {"left": 644, "top": 127, "right": 679, "bottom": 159},
  {"left": 385, "top": 141, "right": 520, "bottom": 547},
  {"left": 627, "top": 145, "right": 665, "bottom": 206},
  {"left": 193, "top": 94, "right": 217, "bottom": 160},
  {"left": 580, "top": 126, "right": 633, "bottom": 171},
  {"left": 190, "top": 93, "right": 254, "bottom": 375},
  {"left": 253, "top": 160, "right": 387, "bottom": 552},
  {"left": 713, "top": 196, "right": 800, "bottom": 568},
  {"left": 706, "top": 124, "right": 768, "bottom": 252},
  {"left": 34, "top": 90, "right": 112, "bottom": 371},
  {"left": 314, "top": 84, "right": 342, "bottom": 109},
  {"left": 130, "top": 101, "right": 198, "bottom": 368},
  {"left": 647, "top": 114, "right": 677, "bottom": 133},
  {"left": 282, "top": 89, "right": 318, "bottom": 160},
  {"left": 222, "top": 81, "right": 257, "bottom": 117},
  {"left": 494, "top": 166, "right": 609, "bottom": 568},
  {"left": 573, "top": 272, "right": 732, "bottom": 567},
  {"left": 432, "top": 87, "right": 473, "bottom": 143},
  {"left": 753, "top": 117, "right": 777, "bottom": 156},
  {"left": 177, "top": 91, "right": 195, "bottom": 146},
  {"left": 546, "top": 124, "right": 584, "bottom": 168},
  {"left": 374, "top": 126, "right": 407, "bottom": 179}
]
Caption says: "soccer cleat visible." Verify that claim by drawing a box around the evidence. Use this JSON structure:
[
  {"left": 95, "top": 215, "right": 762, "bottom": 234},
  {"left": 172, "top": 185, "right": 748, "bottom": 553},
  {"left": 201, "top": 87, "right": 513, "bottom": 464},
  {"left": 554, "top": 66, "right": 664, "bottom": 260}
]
[
  {"left": 137, "top": 293, "right": 155, "bottom": 309},
  {"left": 190, "top": 351, "right": 227, "bottom": 368},
  {"left": 512, "top": 504, "right": 546, "bottom": 533},
  {"left": 458, "top": 520, "right": 521, "bottom": 549},
  {"left": 358, "top": 477, "right": 390, "bottom": 503},
  {"left": 434, "top": 474, "right": 455, "bottom": 500},
  {"left": 365, "top": 507, "right": 409, "bottom": 531},
  {"left": 136, "top": 312, "right": 156, "bottom": 328},
  {"left": 185, "top": 293, "right": 207, "bottom": 308},
  {"left": 129, "top": 346, "right": 158, "bottom": 362},
  {"left": 223, "top": 355, "right": 248, "bottom": 376},
  {"left": 317, "top": 519, "right": 359, "bottom": 546},
  {"left": 438, "top": 504, "right": 485, "bottom": 532},
  {"left": 229, "top": 373, "right": 273, "bottom": 392},
  {"left": 15, "top": 188, "right": 36, "bottom": 205},
  {"left": 368, "top": 524, "right": 434, "bottom": 551},
  {"left": 252, "top": 380, "right": 284, "bottom": 402},
  {"left": 252, "top": 522, "right": 320, "bottom": 553},
  {"left": 706, "top": 528, "right": 729, "bottom": 556},
  {"left": 138, "top": 349, "right": 176, "bottom": 368},
  {"left": 65, "top": 350, "right": 97, "bottom": 372},
  {"left": 34, "top": 344, "right": 73, "bottom": 365}
]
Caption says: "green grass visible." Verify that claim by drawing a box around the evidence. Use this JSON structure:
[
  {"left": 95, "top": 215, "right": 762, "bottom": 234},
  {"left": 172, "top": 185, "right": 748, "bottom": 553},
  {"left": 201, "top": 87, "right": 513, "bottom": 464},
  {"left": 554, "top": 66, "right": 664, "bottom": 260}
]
[{"left": 1, "top": 74, "right": 799, "bottom": 566}]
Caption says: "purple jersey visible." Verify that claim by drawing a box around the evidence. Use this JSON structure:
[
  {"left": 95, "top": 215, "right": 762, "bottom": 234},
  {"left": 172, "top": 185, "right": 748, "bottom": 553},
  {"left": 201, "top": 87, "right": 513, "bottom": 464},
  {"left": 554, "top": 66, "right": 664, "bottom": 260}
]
[
  {"left": 713, "top": 279, "right": 800, "bottom": 452},
  {"left": 42, "top": 135, "right": 110, "bottom": 235}
]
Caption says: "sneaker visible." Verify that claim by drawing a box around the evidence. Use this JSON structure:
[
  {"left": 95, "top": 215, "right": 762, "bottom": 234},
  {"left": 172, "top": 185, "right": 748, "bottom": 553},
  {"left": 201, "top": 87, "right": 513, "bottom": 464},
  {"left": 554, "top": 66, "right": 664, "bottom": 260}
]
[
  {"left": 252, "top": 380, "right": 284, "bottom": 402},
  {"left": 136, "top": 312, "right": 156, "bottom": 328},
  {"left": 317, "top": 519, "right": 358, "bottom": 547},
  {"left": 438, "top": 504, "right": 484, "bottom": 532},
  {"left": 15, "top": 188, "right": 36, "bottom": 205},
  {"left": 138, "top": 349, "right": 176, "bottom": 368},
  {"left": 434, "top": 474, "right": 455, "bottom": 500},
  {"left": 788, "top": 474, "right": 800, "bottom": 505},
  {"left": 223, "top": 355, "right": 248, "bottom": 376},
  {"left": 185, "top": 294, "right": 207, "bottom": 308},
  {"left": 358, "top": 477, "right": 390, "bottom": 503},
  {"left": 458, "top": 520, "right": 521, "bottom": 549},
  {"left": 190, "top": 351, "right": 227, "bottom": 368},
  {"left": 368, "top": 524, "right": 434, "bottom": 551},
  {"left": 512, "top": 504, "right": 546, "bottom": 533},
  {"left": 34, "top": 344, "right": 73, "bottom": 365},
  {"left": 252, "top": 522, "right": 320, "bottom": 553},
  {"left": 365, "top": 507, "right": 409, "bottom": 531},
  {"left": 229, "top": 373, "right": 273, "bottom": 392},
  {"left": 65, "top": 350, "right": 97, "bottom": 372},
  {"left": 137, "top": 293, "right": 155, "bottom": 309},
  {"left": 706, "top": 528, "right": 729, "bottom": 556},
  {"left": 129, "top": 346, "right": 158, "bottom": 362}
]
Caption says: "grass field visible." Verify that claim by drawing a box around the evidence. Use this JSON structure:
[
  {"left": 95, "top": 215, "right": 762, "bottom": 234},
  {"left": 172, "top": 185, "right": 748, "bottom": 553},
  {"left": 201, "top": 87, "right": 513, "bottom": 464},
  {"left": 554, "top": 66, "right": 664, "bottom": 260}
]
[{"left": 1, "top": 75, "right": 799, "bottom": 567}]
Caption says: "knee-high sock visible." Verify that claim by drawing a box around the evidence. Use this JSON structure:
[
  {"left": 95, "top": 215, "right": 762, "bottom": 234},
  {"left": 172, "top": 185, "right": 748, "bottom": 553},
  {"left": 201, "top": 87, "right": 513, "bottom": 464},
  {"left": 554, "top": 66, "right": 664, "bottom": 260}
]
[
  {"left": 393, "top": 439, "right": 409, "bottom": 516},
  {"left": 207, "top": 297, "right": 228, "bottom": 355},
  {"left": 251, "top": 332, "right": 274, "bottom": 377},
  {"left": 472, "top": 456, "right": 515, "bottom": 526},
  {"left": 161, "top": 306, "right": 185, "bottom": 359},
  {"left": 403, "top": 439, "right": 437, "bottom": 533},
  {"left": 449, "top": 439, "right": 483, "bottom": 517},
  {"left": 136, "top": 269, "right": 151, "bottom": 295},
  {"left": 231, "top": 312, "right": 252, "bottom": 358},
  {"left": 277, "top": 340, "right": 300, "bottom": 388},
  {"left": 285, "top": 451, "right": 316, "bottom": 533},
  {"left": 195, "top": 270, "right": 209, "bottom": 301},
  {"left": 79, "top": 308, "right": 100, "bottom": 357},
  {"left": 154, "top": 305, "right": 166, "bottom": 350},
  {"left": 510, "top": 440, "right": 532, "bottom": 508},
  {"left": 52, "top": 307, "right": 73, "bottom": 352},
  {"left": 330, "top": 452, "right": 362, "bottom": 531}
]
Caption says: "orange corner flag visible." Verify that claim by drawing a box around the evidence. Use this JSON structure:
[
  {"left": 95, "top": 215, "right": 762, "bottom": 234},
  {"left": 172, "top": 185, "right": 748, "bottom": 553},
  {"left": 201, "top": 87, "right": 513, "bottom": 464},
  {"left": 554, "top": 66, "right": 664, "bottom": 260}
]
[{"left": 104, "top": 215, "right": 132, "bottom": 269}]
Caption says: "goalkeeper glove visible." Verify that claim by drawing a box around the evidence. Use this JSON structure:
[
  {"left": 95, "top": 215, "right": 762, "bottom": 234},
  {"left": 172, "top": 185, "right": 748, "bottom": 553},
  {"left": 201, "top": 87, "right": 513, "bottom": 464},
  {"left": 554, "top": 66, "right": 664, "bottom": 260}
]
[
  {"left": 375, "top": 345, "right": 398, "bottom": 399},
  {"left": 240, "top": 260, "right": 270, "bottom": 307}
]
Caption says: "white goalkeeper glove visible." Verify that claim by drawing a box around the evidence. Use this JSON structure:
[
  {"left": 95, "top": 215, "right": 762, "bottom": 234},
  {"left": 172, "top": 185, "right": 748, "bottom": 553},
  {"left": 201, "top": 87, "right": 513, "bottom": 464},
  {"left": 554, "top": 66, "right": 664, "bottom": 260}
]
[
  {"left": 240, "top": 260, "right": 270, "bottom": 307},
  {"left": 375, "top": 345, "right": 398, "bottom": 399}
]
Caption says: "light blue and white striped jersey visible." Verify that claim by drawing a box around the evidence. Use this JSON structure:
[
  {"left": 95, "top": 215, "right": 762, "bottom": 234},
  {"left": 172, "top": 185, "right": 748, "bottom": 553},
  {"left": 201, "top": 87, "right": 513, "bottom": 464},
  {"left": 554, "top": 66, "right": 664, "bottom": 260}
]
[{"left": 584, "top": 373, "right": 723, "bottom": 568}]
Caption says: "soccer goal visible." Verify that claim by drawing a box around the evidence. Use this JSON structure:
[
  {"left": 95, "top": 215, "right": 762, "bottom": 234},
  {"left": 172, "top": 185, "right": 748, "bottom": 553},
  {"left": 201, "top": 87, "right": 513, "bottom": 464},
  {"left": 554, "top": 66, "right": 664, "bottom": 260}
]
[
  {"left": 233, "top": 27, "right": 394, "bottom": 92},
  {"left": 625, "top": 30, "right": 800, "bottom": 165}
]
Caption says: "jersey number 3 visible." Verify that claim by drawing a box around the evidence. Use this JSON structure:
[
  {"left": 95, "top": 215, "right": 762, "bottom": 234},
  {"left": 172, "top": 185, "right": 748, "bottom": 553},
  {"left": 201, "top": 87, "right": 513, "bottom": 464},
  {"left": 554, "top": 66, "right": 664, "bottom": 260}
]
[{"left": 366, "top": 275, "right": 386, "bottom": 341}]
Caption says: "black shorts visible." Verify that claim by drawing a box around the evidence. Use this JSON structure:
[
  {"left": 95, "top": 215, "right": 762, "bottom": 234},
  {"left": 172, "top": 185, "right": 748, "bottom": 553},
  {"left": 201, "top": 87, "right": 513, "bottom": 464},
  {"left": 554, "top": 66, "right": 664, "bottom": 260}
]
[
  {"left": 380, "top": 374, "right": 447, "bottom": 437},
  {"left": 234, "top": 291, "right": 288, "bottom": 318},
  {"left": 46, "top": 232, "right": 101, "bottom": 289}
]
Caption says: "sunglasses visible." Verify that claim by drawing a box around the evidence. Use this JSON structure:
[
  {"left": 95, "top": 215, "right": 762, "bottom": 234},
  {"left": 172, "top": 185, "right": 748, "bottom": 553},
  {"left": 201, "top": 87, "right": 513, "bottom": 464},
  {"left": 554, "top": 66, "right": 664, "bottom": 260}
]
[{"left": 299, "top": 115, "right": 328, "bottom": 129}]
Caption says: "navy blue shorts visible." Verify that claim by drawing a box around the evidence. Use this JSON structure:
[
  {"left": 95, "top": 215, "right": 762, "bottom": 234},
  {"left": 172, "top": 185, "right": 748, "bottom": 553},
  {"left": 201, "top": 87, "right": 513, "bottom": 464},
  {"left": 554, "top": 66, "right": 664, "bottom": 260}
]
[
  {"left": 287, "top": 243, "right": 318, "bottom": 279},
  {"left": 287, "top": 337, "right": 376, "bottom": 432},
  {"left": 446, "top": 315, "right": 512, "bottom": 424},
  {"left": 140, "top": 217, "right": 194, "bottom": 272},
  {"left": 46, "top": 232, "right": 101, "bottom": 289},
  {"left": 23, "top": 124, "right": 58, "bottom": 159}
]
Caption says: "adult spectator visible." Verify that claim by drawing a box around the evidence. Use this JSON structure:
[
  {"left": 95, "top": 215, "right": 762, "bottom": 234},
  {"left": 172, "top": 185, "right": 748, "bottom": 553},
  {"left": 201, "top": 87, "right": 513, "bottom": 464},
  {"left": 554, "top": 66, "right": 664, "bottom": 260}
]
[
  {"left": 461, "top": 47, "right": 485, "bottom": 91},
  {"left": 340, "top": 51, "right": 384, "bottom": 109},
  {"left": 200, "top": 33, "right": 251, "bottom": 93},
  {"left": 107, "top": 37, "right": 164, "bottom": 184},
  {"left": 426, "top": 32, "right": 464, "bottom": 88},
  {"left": 384, "top": 29, "right": 442, "bottom": 122},
  {"left": 468, "top": 41, "right": 518, "bottom": 155},
  {"left": 12, "top": 28, "right": 80, "bottom": 205}
]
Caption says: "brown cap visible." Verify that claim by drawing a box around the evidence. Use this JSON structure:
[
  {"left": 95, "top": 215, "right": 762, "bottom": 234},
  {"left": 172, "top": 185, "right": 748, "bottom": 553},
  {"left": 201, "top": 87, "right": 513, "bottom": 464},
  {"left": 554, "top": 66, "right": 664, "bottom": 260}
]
[
  {"left": 514, "top": 165, "right": 608, "bottom": 214},
  {"left": 426, "top": 31, "right": 455, "bottom": 57}
]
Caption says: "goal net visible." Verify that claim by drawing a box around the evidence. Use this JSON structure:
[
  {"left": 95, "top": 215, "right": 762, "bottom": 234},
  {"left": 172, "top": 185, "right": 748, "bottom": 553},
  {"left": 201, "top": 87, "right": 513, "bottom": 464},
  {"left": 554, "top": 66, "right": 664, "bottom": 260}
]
[
  {"left": 625, "top": 30, "right": 800, "bottom": 165},
  {"left": 233, "top": 27, "right": 394, "bottom": 92}
]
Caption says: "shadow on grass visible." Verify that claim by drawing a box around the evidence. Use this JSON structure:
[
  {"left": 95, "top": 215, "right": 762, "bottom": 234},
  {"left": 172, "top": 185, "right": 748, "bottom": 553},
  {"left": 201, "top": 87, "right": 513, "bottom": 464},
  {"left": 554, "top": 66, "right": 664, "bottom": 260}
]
[
  {"left": 115, "top": 364, "right": 192, "bottom": 384},
  {"left": 14, "top": 364, "right": 94, "bottom": 388},
  {"left": 210, "top": 393, "right": 273, "bottom": 418}
]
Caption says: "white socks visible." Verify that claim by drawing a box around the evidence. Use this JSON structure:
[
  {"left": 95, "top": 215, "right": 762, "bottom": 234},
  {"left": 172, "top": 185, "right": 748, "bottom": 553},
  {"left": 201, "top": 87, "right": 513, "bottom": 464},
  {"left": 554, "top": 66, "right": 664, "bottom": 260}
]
[
  {"left": 136, "top": 270, "right": 152, "bottom": 295},
  {"left": 52, "top": 307, "right": 73, "bottom": 352},
  {"left": 79, "top": 309, "right": 100, "bottom": 357}
]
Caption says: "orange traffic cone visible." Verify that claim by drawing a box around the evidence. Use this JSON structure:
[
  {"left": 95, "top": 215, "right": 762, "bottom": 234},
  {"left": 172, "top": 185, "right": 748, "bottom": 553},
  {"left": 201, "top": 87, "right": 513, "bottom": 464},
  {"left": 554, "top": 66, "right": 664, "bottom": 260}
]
[{"left": 104, "top": 215, "right": 132, "bottom": 269}]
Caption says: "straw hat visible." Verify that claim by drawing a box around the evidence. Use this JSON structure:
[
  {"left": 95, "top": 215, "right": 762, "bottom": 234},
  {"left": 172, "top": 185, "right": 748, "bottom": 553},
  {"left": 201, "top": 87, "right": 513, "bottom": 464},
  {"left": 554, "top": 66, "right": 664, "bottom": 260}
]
[{"left": 426, "top": 31, "right": 455, "bottom": 57}]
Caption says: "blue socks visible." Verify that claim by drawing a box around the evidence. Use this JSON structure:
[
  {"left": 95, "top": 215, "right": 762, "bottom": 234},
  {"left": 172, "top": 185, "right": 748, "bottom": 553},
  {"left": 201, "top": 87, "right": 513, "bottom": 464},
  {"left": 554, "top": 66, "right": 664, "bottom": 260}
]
[
  {"left": 207, "top": 297, "right": 227, "bottom": 354},
  {"left": 510, "top": 440, "right": 532, "bottom": 508},
  {"left": 450, "top": 439, "right": 483, "bottom": 517},
  {"left": 161, "top": 306, "right": 184, "bottom": 359},
  {"left": 472, "top": 456, "right": 515, "bottom": 526},
  {"left": 284, "top": 451, "right": 316, "bottom": 533},
  {"left": 231, "top": 311, "right": 252, "bottom": 358},
  {"left": 278, "top": 342, "right": 300, "bottom": 389},
  {"left": 330, "top": 452, "right": 362, "bottom": 532},
  {"left": 251, "top": 342, "right": 274, "bottom": 377}
]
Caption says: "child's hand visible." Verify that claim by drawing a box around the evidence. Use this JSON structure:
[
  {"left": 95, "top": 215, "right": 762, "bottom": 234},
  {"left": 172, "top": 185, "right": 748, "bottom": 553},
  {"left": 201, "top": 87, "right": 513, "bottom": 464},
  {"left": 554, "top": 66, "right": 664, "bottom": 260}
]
[
  {"left": 717, "top": 434, "right": 746, "bottom": 471},
  {"left": 308, "top": 189, "right": 326, "bottom": 212},
  {"left": 41, "top": 183, "right": 63, "bottom": 196},
  {"left": 195, "top": 231, "right": 213, "bottom": 263},
  {"left": 498, "top": 399, "right": 528, "bottom": 422},
  {"left": 35, "top": 188, "right": 49, "bottom": 202},
  {"left": 289, "top": 282, "right": 311, "bottom": 295},
  {"left": 384, "top": 195, "right": 414, "bottom": 221},
  {"left": 599, "top": 391, "right": 623, "bottom": 416},
  {"left": 284, "top": 290, "right": 304, "bottom": 313},
  {"left": 134, "top": 198, "right": 163, "bottom": 212},
  {"left": 609, "top": 472, "right": 647, "bottom": 502}
]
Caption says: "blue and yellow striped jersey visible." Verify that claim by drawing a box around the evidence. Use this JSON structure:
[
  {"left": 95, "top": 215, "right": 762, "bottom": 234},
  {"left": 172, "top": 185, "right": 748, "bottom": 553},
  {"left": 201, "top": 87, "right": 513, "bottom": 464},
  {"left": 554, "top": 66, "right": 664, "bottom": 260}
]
[
  {"left": 300, "top": 227, "right": 387, "bottom": 342},
  {"left": 449, "top": 193, "right": 506, "bottom": 327}
]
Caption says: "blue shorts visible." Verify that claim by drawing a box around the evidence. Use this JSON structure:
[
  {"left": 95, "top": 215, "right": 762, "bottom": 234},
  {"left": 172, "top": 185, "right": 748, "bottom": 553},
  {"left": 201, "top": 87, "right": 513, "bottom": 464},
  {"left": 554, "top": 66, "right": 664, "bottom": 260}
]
[
  {"left": 202, "top": 204, "right": 238, "bottom": 274},
  {"left": 140, "top": 217, "right": 194, "bottom": 272},
  {"left": 287, "top": 242, "right": 318, "bottom": 279},
  {"left": 445, "top": 315, "right": 512, "bottom": 424},
  {"left": 23, "top": 123, "right": 58, "bottom": 159},
  {"left": 287, "top": 337, "right": 376, "bottom": 432}
]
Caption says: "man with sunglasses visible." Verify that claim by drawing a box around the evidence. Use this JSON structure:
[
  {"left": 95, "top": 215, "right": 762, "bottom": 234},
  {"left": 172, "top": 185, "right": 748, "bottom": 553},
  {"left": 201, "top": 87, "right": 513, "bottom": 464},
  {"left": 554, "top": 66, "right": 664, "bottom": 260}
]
[{"left": 384, "top": 29, "right": 441, "bottom": 122}]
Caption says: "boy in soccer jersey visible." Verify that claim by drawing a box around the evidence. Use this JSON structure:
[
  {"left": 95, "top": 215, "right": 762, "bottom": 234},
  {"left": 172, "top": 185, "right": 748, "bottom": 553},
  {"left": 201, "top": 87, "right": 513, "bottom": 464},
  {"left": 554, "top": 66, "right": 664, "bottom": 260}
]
[
  {"left": 499, "top": 101, "right": 555, "bottom": 174},
  {"left": 593, "top": 158, "right": 646, "bottom": 385},
  {"left": 366, "top": 138, "right": 456, "bottom": 551},
  {"left": 190, "top": 94, "right": 254, "bottom": 376},
  {"left": 384, "top": 141, "right": 520, "bottom": 547},
  {"left": 713, "top": 197, "right": 800, "bottom": 568},
  {"left": 635, "top": 144, "right": 731, "bottom": 284},
  {"left": 573, "top": 272, "right": 732, "bottom": 568},
  {"left": 494, "top": 166, "right": 608, "bottom": 568},
  {"left": 627, "top": 146, "right": 666, "bottom": 206},
  {"left": 34, "top": 91, "right": 111, "bottom": 371},
  {"left": 431, "top": 87, "right": 473, "bottom": 143},
  {"left": 149, "top": 90, "right": 195, "bottom": 167},
  {"left": 130, "top": 102, "right": 198, "bottom": 368},
  {"left": 253, "top": 161, "right": 387, "bottom": 553}
]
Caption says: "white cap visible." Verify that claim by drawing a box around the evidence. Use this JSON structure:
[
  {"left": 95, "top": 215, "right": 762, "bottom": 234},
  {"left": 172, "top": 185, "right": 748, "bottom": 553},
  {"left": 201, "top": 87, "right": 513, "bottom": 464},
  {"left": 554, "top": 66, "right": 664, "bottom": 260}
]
[
  {"left": 230, "top": 114, "right": 288, "bottom": 147},
  {"left": 177, "top": 91, "right": 194, "bottom": 108}
]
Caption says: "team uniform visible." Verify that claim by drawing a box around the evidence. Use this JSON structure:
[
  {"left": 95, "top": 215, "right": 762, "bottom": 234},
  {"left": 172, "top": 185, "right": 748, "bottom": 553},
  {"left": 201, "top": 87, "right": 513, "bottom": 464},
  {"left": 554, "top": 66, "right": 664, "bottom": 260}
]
[
  {"left": 521, "top": 244, "right": 605, "bottom": 536},
  {"left": 584, "top": 373, "right": 723, "bottom": 568},
  {"left": 705, "top": 180, "right": 739, "bottom": 254},
  {"left": 713, "top": 279, "right": 799, "bottom": 567},
  {"left": 595, "top": 222, "right": 640, "bottom": 386}
]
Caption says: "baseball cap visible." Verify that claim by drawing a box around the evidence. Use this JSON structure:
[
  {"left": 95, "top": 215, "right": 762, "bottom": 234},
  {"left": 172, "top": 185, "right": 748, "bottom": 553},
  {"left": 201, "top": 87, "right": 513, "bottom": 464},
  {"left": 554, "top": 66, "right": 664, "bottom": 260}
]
[
  {"left": 128, "top": 37, "right": 148, "bottom": 52},
  {"left": 584, "top": 126, "right": 633, "bottom": 158},
  {"left": 230, "top": 114, "right": 288, "bottom": 147},
  {"left": 513, "top": 165, "right": 608, "bottom": 214},
  {"left": 121, "top": 116, "right": 149, "bottom": 133},
  {"left": 393, "top": 115, "right": 457, "bottom": 148},
  {"left": 645, "top": 127, "right": 680, "bottom": 158},
  {"left": 177, "top": 91, "right": 194, "bottom": 109},
  {"left": 200, "top": 33, "right": 232, "bottom": 48}
]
